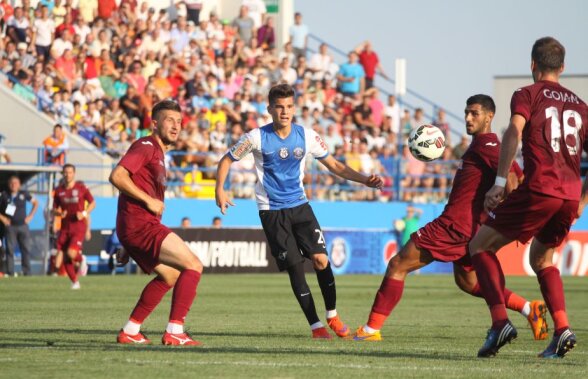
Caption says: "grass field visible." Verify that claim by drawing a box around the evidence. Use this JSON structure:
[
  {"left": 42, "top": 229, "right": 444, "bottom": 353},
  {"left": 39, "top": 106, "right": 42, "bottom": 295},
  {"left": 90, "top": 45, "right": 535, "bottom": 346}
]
[{"left": 0, "top": 274, "right": 586, "bottom": 378}]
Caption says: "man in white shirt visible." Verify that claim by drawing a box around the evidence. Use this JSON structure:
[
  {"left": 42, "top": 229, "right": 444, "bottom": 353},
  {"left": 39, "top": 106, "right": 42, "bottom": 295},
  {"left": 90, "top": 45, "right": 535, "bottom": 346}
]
[{"left": 33, "top": 6, "right": 55, "bottom": 61}]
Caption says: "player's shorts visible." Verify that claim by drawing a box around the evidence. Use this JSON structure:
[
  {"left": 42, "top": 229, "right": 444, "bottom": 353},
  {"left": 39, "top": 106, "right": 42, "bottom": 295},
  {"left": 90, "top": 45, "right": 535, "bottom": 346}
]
[
  {"left": 117, "top": 219, "right": 172, "bottom": 274},
  {"left": 485, "top": 189, "right": 578, "bottom": 247},
  {"left": 410, "top": 218, "right": 474, "bottom": 272},
  {"left": 57, "top": 229, "right": 85, "bottom": 253},
  {"left": 259, "top": 203, "right": 328, "bottom": 271}
]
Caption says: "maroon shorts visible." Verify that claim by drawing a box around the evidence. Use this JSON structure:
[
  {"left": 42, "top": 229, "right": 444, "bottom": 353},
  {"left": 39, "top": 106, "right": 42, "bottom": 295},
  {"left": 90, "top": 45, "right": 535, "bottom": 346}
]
[
  {"left": 486, "top": 189, "right": 578, "bottom": 247},
  {"left": 117, "top": 219, "right": 172, "bottom": 274},
  {"left": 57, "top": 229, "right": 85, "bottom": 252},
  {"left": 410, "top": 218, "right": 474, "bottom": 272}
]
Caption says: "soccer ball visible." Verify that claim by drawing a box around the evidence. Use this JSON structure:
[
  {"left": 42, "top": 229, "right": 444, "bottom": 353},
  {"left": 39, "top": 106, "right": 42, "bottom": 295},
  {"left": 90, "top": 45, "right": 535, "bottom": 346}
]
[{"left": 408, "top": 124, "right": 446, "bottom": 162}]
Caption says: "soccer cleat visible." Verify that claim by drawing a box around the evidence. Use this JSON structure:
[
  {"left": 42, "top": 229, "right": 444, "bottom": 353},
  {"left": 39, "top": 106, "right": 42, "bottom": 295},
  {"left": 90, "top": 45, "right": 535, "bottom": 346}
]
[
  {"left": 352, "top": 326, "right": 382, "bottom": 341},
  {"left": 311, "top": 327, "right": 332, "bottom": 339},
  {"left": 327, "top": 315, "right": 350, "bottom": 338},
  {"left": 71, "top": 281, "right": 81, "bottom": 290},
  {"left": 477, "top": 320, "right": 517, "bottom": 358},
  {"left": 79, "top": 255, "right": 88, "bottom": 277},
  {"left": 117, "top": 330, "right": 151, "bottom": 345},
  {"left": 527, "top": 300, "right": 548, "bottom": 340},
  {"left": 162, "top": 331, "right": 202, "bottom": 346},
  {"left": 538, "top": 329, "right": 577, "bottom": 358}
]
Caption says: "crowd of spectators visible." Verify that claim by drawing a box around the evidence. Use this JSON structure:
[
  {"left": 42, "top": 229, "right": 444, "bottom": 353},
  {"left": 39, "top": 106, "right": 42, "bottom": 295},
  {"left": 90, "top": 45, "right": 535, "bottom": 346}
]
[{"left": 0, "top": 0, "right": 461, "bottom": 203}]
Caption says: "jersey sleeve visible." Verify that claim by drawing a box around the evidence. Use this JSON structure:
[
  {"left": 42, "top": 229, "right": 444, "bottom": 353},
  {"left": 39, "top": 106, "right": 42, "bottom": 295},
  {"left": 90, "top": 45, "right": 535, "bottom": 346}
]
[
  {"left": 228, "top": 130, "right": 259, "bottom": 161},
  {"left": 82, "top": 184, "right": 95, "bottom": 204},
  {"left": 306, "top": 129, "right": 329, "bottom": 159},
  {"left": 118, "top": 140, "right": 154, "bottom": 174},
  {"left": 510, "top": 87, "right": 532, "bottom": 121}
]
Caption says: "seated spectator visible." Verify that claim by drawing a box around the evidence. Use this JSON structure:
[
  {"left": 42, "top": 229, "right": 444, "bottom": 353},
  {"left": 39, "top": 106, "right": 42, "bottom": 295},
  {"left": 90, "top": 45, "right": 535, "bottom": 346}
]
[{"left": 43, "top": 124, "right": 69, "bottom": 165}]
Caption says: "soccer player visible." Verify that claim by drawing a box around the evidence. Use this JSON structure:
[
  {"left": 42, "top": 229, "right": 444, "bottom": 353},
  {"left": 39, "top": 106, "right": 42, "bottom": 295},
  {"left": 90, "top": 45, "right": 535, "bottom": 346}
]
[
  {"left": 353, "top": 95, "right": 549, "bottom": 343},
  {"left": 215, "top": 83, "right": 383, "bottom": 339},
  {"left": 469, "top": 37, "right": 587, "bottom": 358},
  {"left": 110, "top": 100, "right": 204, "bottom": 346},
  {"left": 53, "top": 164, "right": 95, "bottom": 289}
]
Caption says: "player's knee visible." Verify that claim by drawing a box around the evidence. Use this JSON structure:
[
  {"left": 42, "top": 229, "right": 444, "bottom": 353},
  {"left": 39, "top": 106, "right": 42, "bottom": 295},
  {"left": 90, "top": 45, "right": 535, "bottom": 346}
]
[
  {"left": 311, "top": 254, "right": 328, "bottom": 270},
  {"left": 181, "top": 253, "right": 203, "bottom": 273}
]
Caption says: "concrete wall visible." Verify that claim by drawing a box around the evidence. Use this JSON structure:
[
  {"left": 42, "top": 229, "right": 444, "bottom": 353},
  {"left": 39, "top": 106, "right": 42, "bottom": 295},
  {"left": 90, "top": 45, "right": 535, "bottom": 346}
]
[
  {"left": 0, "top": 83, "right": 114, "bottom": 195},
  {"left": 493, "top": 75, "right": 588, "bottom": 136}
]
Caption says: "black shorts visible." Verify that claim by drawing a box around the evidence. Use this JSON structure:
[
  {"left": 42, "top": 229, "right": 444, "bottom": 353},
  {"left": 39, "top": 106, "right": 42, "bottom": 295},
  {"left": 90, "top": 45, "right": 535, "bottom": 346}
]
[{"left": 259, "top": 203, "right": 328, "bottom": 271}]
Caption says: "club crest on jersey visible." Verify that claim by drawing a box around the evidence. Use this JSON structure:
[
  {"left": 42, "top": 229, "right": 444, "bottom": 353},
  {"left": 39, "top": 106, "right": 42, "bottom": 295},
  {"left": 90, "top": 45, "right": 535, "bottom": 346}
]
[
  {"left": 72, "top": 189, "right": 78, "bottom": 196},
  {"left": 279, "top": 147, "right": 289, "bottom": 159},
  {"left": 293, "top": 147, "right": 304, "bottom": 159}
]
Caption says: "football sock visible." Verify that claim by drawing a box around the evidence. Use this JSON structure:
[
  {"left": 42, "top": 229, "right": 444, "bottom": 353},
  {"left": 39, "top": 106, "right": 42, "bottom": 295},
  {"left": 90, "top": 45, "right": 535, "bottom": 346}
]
[
  {"left": 166, "top": 321, "right": 184, "bottom": 334},
  {"left": 123, "top": 319, "right": 141, "bottom": 335},
  {"left": 366, "top": 277, "right": 404, "bottom": 331},
  {"left": 520, "top": 302, "right": 531, "bottom": 317},
  {"left": 326, "top": 310, "right": 337, "bottom": 319},
  {"left": 310, "top": 321, "right": 324, "bottom": 330},
  {"left": 471, "top": 251, "right": 508, "bottom": 329},
  {"left": 130, "top": 277, "right": 173, "bottom": 323},
  {"left": 504, "top": 288, "right": 527, "bottom": 314},
  {"left": 287, "top": 263, "right": 320, "bottom": 325},
  {"left": 315, "top": 262, "right": 336, "bottom": 312},
  {"left": 169, "top": 269, "right": 201, "bottom": 324},
  {"left": 64, "top": 261, "right": 77, "bottom": 283},
  {"left": 537, "top": 266, "right": 569, "bottom": 333},
  {"left": 74, "top": 253, "right": 83, "bottom": 263}
]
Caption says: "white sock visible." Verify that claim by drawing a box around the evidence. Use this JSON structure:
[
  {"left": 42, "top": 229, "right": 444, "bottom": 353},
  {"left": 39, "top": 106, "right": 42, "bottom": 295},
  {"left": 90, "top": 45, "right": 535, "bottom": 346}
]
[
  {"left": 166, "top": 322, "right": 184, "bottom": 334},
  {"left": 310, "top": 321, "right": 324, "bottom": 330},
  {"left": 521, "top": 302, "right": 531, "bottom": 317},
  {"left": 326, "top": 310, "right": 337, "bottom": 319},
  {"left": 363, "top": 325, "right": 378, "bottom": 334},
  {"left": 123, "top": 320, "right": 141, "bottom": 335}
]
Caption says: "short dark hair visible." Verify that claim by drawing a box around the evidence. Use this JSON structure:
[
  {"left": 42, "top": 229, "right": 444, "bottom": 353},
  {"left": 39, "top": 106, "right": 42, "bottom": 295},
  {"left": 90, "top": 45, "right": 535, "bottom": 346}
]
[
  {"left": 268, "top": 84, "right": 295, "bottom": 106},
  {"left": 54, "top": 123, "right": 62, "bottom": 130},
  {"left": 531, "top": 37, "right": 565, "bottom": 73},
  {"left": 466, "top": 94, "right": 496, "bottom": 113},
  {"left": 151, "top": 99, "right": 181, "bottom": 122},
  {"left": 63, "top": 163, "right": 76, "bottom": 172}
]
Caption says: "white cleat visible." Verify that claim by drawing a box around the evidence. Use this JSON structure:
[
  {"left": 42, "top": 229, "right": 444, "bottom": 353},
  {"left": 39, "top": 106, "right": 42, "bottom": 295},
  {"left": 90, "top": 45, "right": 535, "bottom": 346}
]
[
  {"left": 79, "top": 255, "right": 88, "bottom": 277},
  {"left": 71, "top": 281, "right": 81, "bottom": 290}
]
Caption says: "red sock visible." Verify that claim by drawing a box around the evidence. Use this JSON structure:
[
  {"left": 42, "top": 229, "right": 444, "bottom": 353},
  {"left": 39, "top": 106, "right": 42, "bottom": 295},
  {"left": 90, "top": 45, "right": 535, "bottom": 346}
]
[
  {"left": 130, "top": 277, "right": 173, "bottom": 323},
  {"left": 504, "top": 289, "right": 527, "bottom": 313},
  {"left": 537, "top": 266, "right": 569, "bottom": 333},
  {"left": 64, "top": 261, "right": 77, "bottom": 283},
  {"left": 366, "top": 277, "right": 404, "bottom": 330},
  {"left": 169, "top": 270, "right": 201, "bottom": 323},
  {"left": 471, "top": 252, "right": 507, "bottom": 328}
]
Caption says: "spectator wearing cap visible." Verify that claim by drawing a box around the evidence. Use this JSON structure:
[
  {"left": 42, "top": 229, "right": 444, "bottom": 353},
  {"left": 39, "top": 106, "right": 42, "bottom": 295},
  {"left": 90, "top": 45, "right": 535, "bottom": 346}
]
[
  {"left": 337, "top": 51, "right": 365, "bottom": 99},
  {"left": 16, "top": 42, "right": 34, "bottom": 70},
  {"left": 289, "top": 12, "right": 308, "bottom": 59}
]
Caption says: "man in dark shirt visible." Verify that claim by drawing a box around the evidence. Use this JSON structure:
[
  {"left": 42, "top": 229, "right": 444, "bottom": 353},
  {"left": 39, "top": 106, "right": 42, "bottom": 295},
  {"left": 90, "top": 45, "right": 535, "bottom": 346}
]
[{"left": 0, "top": 176, "right": 38, "bottom": 276}]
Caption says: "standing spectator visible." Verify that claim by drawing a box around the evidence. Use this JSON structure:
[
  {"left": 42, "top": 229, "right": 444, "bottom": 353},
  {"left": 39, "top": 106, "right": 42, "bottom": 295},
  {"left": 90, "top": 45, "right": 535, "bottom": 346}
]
[
  {"left": 242, "top": 0, "right": 266, "bottom": 29},
  {"left": 452, "top": 134, "right": 470, "bottom": 159},
  {"left": 32, "top": 6, "right": 55, "bottom": 62},
  {"left": 170, "top": 16, "right": 190, "bottom": 54},
  {"left": 232, "top": 5, "right": 255, "bottom": 45},
  {"left": 355, "top": 40, "right": 388, "bottom": 89},
  {"left": 0, "top": 176, "right": 38, "bottom": 276},
  {"left": 97, "top": 0, "right": 117, "bottom": 21},
  {"left": 410, "top": 107, "right": 426, "bottom": 130},
  {"left": 397, "top": 205, "right": 423, "bottom": 247},
  {"left": 6, "top": 7, "right": 29, "bottom": 44},
  {"left": 336, "top": 51, "right": 365, "bottom": 99},
  {"left": 184, "top": 0, "right": 203, "bottom": 26},
  {"left": 43, "top": 124, "right": 69, "bottom": 165},
  {"left": 256, "top": 16, "right": 275, "bottom": 51},
  {"left": 289, "top": 12, "right": 308, "bottom": 59},
  {"left": 309, "top": 43, "right": 336, "bottom": 81},
  {"left": 432, "top": 108, "right": 451, "bottom": 146},
  {"left": 0, "top": 134, "right": 11, "bottom": 163},
  {"left": 383, "top": 94, "right": 401, "bottom": 135},
  {"left": 78, "top": 0, "right": 98, "bottom": 23}
]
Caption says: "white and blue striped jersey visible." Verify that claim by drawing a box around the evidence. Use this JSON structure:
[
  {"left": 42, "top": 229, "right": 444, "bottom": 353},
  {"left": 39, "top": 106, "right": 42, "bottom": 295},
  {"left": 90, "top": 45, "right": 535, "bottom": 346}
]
[{"left": 228, "top": 123, "right": 329, "bottom": 210}]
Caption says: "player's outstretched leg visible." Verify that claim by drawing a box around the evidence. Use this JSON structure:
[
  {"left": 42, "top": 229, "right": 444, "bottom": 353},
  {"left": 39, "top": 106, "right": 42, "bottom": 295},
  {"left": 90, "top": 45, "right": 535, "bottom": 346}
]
[
  {"left": 354, "top": 241, "right": 431, "bottom": 341},
  {"left": 117, "top": 269, "right": 176, "bottom": 345},
  {"left": 158, "top": 233, "right": 203, "bottom": 346},
  {"left": 64, "top": 249, "right": 80, "bottom": 289},
  {"left": 529, "top": 240, "right": 576, "bottom": 358},
  {"left": 313, "top": 255, "right": 349, "bottom": 338},
  {"left": 454, "top": 264, "right": 548, "bottom": 340},
  {"left": 287, "top": 261, "right": 331, "bottom": 339}
]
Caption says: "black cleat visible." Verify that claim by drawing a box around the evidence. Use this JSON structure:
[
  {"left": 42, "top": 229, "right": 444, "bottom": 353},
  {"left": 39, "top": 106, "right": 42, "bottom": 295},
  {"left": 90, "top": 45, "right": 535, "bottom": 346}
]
[
  {"left": 477, "top": 320, "right": 517, "bottom": 358},
  {"left": 538, "top": 329, "right": 577, "bottom": 358}
]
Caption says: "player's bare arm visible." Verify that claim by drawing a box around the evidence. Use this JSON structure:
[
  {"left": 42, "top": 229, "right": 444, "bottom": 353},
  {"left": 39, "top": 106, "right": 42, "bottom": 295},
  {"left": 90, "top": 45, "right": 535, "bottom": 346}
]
[
  {"left": 504, "top": 172, "right": 521, "bottom": 197},
  {"left": 77, "top": 199, "right": 95, "bottom": 221},
  {"left": 577, "top": 177, "right": 588, "bottom": 219},
  {"left": 214, "top": 155, "right": 236, "bottom": 215},
  {"left": 25, "top": 197, "right": 38, "bottom": 224},
  {"left": 319, "top": 155, "right": 383, "bottom": 189},
  {"left": 109, "top": 165, "right": 164, "bottom": 216},
  {"left": 485, "top": 114, "right": 525, "bottom": 210}
]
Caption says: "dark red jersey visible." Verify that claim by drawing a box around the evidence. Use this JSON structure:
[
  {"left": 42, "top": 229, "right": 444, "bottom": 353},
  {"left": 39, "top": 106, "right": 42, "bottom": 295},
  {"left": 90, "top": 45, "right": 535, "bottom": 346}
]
[
  {"left": 53, "top": 181, "right": 94, "bottom": 232},
  {"left": 511, "top": 80, "right": 588, "bottom": 200},
  {"left": 116, "top": 135, "right": 167, "bottom": 236},
  {"left": 437, "top": 133, "right": 521, "bottom": 237}
]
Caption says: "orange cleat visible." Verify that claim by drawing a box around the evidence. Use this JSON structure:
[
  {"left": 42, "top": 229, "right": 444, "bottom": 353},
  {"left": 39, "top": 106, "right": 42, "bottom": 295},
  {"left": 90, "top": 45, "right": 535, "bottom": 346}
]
[
  {"left": 311, "top": 327, "right": 332, "bottom": 339},
  {"left": 327, "top": 315, "right": 350, "bottom": 338},
  {"left": 117, "top": 330, "right": 151, "bottom": 345},
  {"left": 352, "top": 326, "right": 382, "bottom": 341},
  {"left": 527, "top": 300, "right": 549, "bottom": 340},
  {"left": 162, "top": 331, "right": 202, "bottom": 346}
]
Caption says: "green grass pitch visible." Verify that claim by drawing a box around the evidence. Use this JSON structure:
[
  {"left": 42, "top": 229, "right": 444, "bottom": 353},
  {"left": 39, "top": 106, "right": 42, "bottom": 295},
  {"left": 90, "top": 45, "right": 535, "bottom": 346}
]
[{"left": 0, "top": 274, "right": 586, "bottom": 378}]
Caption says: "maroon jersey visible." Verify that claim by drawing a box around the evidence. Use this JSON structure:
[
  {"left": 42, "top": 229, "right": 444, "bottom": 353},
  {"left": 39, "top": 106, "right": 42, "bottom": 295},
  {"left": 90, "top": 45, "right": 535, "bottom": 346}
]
[
  {"left": 116, "top": 135, "right": 166, "bottom": 236},
  {"left": 437, "top": 133, "right": 520, "bottom": 237},
  {"left": 512, "top": 80, "right": 588, "bottom": 200},
  {"left": 53, "top": 181, "right": 94, "bottom": 232}
]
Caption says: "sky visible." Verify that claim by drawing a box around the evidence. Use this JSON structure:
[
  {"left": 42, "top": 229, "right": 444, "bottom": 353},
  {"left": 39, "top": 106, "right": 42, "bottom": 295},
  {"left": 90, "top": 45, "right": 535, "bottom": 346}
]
[{"left": 295, "top": 0, "right": 588, "bottom": 134}]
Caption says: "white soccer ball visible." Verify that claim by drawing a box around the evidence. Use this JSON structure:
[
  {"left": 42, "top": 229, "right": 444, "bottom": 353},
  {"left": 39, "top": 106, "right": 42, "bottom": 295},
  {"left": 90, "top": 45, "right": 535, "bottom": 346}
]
[{"left": 408, "top": 124, "right": 446, "bottom": 162}]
